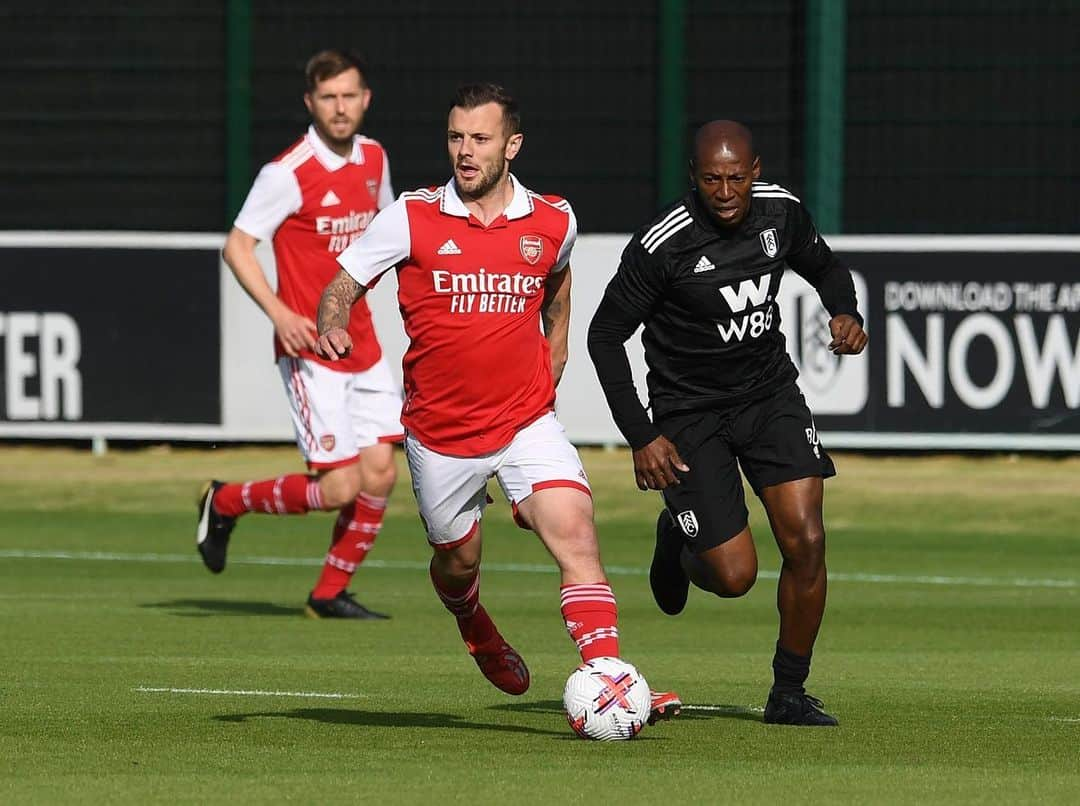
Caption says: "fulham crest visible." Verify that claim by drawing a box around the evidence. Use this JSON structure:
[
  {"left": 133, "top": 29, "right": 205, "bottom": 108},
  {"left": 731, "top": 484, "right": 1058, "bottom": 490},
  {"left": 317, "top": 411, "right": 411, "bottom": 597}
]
[
  {"left": 519, "top": 235, "right": 543, "bottom": 265},
  {"left": 676, "top": 510, "right": 699, "bottom": 538},
  {"left": 759, "top": 228, "right": 779, "bottom": 258}
]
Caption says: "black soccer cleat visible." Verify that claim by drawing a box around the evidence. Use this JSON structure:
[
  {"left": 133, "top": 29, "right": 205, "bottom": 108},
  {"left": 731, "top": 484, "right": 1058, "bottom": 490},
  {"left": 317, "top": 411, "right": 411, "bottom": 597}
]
[
  {"left": 305, "top": 590, "right": 391, "bottom": 620},
  {"left": 763, "top": 689, "right": 839, "bottom": 726},
  {"left": 649, "top": 509, "right": 690, "bottom": 616},
  {"left": 196, "top": 480, "right": 236, "bottom": 574}
]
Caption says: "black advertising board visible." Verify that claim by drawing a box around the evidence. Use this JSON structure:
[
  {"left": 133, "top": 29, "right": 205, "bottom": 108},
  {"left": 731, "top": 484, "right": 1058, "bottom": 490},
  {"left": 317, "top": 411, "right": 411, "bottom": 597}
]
[
  {"left": 0, "top": 248, "right": 220, "bottom": 424},
  {"left": 783, "top": 249, "right": 1079, "bottom": 448}
]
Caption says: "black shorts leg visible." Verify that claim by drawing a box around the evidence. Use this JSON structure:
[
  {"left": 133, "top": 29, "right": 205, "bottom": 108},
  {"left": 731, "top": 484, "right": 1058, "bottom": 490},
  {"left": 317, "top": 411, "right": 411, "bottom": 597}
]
[
  {"left": 733, "top": 385, "right": 836, "bottom": 495},
  {"left": 658, "top": 411, "right": 749, "bottom": 553}
]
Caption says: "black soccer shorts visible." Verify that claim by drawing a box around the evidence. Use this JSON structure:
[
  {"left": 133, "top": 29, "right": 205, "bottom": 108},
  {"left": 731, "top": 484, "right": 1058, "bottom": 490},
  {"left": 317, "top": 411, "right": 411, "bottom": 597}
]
[{"left": 656, "top": 384, "right": 836, "bottom": 553}]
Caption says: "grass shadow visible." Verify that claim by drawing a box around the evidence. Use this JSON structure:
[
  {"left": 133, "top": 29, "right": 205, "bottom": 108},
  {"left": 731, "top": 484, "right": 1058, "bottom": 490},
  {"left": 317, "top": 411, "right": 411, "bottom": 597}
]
[
  {"left": 489, "top": 698, "right": 763, "bottom": 723},
  {"left": 214, "top": 707, "right": 567, "bottom": 737},
  {"left": 141, "top": 598, "right": 301, "bottom": 617}
]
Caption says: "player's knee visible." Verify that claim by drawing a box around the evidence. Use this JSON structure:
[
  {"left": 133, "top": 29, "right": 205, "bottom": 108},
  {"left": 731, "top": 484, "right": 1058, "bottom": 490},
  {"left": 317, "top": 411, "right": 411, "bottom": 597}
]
[
  {"left": 779, "top": 525, "right": 826, "bottom": 569},
  {"left": 433, "top": 547, "right": 480, "bottom": 580},
  {"left": 317, "top": 472, "right": 361, "bottom": 510},
  {"left": 551, "top": 521, "right": 602, "bottom": 575},
  {"left": 709, "top": 562, "right": 757, "bottom": 598},
  {"left": 315, "top": 477, "right": 354, "bottom": 507},
  {"left": 361, "top": 460, "right": 397, "bottom": 497}
]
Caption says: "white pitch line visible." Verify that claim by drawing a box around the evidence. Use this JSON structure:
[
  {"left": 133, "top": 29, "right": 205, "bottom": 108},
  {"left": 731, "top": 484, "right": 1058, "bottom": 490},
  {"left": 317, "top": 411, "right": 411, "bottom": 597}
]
[
  {"left": 682, "top": 704, "right": 765, "bottom": 714},
  {"left": 0, "top": 549, "right": 1076, "bottom": 590},
  {"left": 1048, "top": 716, "right": 1080, "bottom": 723},
  {"left": 134, "top": 686, "right": 363, "bottom": 699}
]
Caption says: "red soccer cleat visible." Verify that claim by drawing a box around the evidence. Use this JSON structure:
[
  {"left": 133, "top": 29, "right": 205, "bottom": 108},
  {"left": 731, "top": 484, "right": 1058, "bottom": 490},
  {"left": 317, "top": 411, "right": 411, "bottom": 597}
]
[
  {"left": 468, "top": 637, "right": 531, "bottom": 695},
  {"left": 647, "top": 689, "right": 682, "bottom": 725}
]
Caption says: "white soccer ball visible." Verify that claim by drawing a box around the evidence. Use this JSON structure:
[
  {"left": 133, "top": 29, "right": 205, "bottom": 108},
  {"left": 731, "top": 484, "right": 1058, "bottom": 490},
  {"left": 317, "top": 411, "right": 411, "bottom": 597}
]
[{"left": 563, "top": 656, "right": 651, "bottom": 741}]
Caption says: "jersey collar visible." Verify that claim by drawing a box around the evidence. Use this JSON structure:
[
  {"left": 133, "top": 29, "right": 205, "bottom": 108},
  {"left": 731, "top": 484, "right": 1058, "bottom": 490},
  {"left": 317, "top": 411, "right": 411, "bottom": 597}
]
[
  {"left": 305, "top": 125, "right": 366, "bottom": 170},
  {"left": 441, "top": 173, "right": 534, "bottom": 221}
]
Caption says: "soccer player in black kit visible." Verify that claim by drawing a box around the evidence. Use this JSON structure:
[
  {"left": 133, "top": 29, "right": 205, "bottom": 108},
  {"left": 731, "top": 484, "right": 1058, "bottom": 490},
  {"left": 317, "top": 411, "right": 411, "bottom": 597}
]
[{"left": 587, "top": 120, "right": 867, "bottom": 726}]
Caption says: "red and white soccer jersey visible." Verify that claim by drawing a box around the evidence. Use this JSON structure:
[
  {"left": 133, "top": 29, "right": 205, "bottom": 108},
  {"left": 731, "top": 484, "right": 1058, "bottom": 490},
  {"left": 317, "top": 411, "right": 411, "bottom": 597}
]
[
  {"left": 337, "top": 175, "right": 577, "bottom": 457},
  {"left": 234, "top": 125, "right": 394, "bottom": 373}
]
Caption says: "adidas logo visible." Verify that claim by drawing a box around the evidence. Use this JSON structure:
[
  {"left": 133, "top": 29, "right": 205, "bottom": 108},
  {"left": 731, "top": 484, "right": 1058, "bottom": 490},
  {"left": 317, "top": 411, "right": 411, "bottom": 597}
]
[
  {"left": 693, "top": 255, "right": 716, "bottom": 273},
  {"left": 437, "top": 239, "right": 462, "bottom": 255},
  {"left": 320, "top": 190, "right": 341, "bottom": 207}
]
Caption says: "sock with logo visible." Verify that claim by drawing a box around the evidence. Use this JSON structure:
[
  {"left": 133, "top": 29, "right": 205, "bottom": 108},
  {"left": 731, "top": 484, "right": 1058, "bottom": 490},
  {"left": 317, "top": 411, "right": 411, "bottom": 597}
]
[
  {"left": 772, "top": 642, "right": 811, "bottom": 694},
  {"left": 560, "top": 582, "right": 620, "bottom": 662},
  {"left": 430, "top": 564, "right": 498, "bottom": 651},
  {"left": 310, "top": 492, "right": 387, "bottom": 599},
  {"left": 212, "top": 475, "right": 323, "bottom": 518}
]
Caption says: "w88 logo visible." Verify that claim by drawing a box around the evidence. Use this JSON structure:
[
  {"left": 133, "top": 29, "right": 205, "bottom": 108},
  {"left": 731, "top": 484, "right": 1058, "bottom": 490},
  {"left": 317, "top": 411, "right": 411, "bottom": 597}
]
[{"left": 716, "top": 305, "right": 775, "bottom": 343}]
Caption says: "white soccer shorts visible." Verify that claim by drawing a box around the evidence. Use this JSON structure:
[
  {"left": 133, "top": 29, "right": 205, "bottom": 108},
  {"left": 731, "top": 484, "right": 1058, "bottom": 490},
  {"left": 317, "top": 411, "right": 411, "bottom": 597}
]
[
  {"left": 278, "top": 356, "right": 404, "bottom": 470},
  {"left": 405, "top": 411, "right": 592, "bottom": 549}
]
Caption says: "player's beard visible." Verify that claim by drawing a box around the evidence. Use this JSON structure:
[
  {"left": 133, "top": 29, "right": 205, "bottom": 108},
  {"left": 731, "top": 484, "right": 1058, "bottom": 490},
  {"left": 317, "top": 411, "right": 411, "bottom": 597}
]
[
  {"left": 456, "top": 155, "right": 507, "bottom": 200},
  {"left": 314, "top": 116, "right": 359, "bottom": 152}
]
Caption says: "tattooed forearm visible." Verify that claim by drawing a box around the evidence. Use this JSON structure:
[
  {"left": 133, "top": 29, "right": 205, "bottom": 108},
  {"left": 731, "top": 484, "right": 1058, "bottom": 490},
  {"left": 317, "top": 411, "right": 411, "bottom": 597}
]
[
  {"left": 318, "top": 270, "right": 363, "bottom": 334},
  {"left": 541, "top": 270, "right": 571, "bottom": 386},
  {"left": 541, "top": 298, "right": 563, "bottom": 336}
]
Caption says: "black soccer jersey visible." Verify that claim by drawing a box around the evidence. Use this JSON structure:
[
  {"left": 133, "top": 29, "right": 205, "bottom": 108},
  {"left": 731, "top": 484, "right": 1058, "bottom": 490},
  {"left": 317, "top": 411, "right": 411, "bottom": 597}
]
[{"left": 588, "top": 182, "right": 862, "bottom": 449}]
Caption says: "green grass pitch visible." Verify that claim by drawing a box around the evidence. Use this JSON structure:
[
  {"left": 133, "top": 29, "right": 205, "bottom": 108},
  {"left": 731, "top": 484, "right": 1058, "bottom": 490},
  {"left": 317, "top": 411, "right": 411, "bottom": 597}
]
[{"left": 1, "top": 445, "right": 1078, "bottom": 804}]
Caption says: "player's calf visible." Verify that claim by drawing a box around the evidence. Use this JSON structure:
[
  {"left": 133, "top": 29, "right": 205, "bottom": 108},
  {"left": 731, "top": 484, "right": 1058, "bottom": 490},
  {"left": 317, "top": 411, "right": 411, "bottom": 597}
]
[{"left": 689, "top": 528, "right": 758, "bottom": 598}]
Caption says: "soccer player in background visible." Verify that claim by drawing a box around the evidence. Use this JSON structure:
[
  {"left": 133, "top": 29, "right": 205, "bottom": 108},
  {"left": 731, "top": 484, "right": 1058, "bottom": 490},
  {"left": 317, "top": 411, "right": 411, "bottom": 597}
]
[
  {"left": 314, "top": 83, "right": 680, "bottom": 722},
  {"left": 195, "top": 50, "right": 402, "bottom": 620},
  {"left": 587, "top": 120, "right": 867, "bottom": 725}
]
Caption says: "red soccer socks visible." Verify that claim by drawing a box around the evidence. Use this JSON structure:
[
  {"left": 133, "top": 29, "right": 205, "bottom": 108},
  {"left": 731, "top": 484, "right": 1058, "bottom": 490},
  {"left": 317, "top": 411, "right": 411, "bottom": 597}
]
[
  {"left": 212, "top": 474, "right": 322, "bottom": 518},
  {"left": 310, "top": 492, "right": 386, "bottom": 600},
  {"left": 560, "top": 582, "right": 620, "bottom": 662},
  {"left": 431, "top": 567, "right": 529, "bottom": 695}
]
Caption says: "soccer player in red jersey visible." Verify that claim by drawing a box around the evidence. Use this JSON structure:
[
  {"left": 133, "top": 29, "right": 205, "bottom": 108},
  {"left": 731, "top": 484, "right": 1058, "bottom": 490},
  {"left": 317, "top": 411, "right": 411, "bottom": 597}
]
[
  {"left": 313, "top": 83, "right": 680, "bottom": 722},
  {"left": 195, "top": 50, "right": 402, "bottom": 620}
]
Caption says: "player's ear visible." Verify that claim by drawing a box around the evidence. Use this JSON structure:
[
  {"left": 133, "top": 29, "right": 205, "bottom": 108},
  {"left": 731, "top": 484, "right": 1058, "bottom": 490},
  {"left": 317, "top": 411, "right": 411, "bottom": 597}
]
[
  {"left": 361, "top": 87, "right": 372, "bottom": 113},
  {"left": 303, "top": 93, "right": 314, "bottom": 115},
  {"left": 751, "top": 156, "right": 761, "bottom": 180},
  {"left": 505, "top": 132, "right": 523, "bottom": 161}
]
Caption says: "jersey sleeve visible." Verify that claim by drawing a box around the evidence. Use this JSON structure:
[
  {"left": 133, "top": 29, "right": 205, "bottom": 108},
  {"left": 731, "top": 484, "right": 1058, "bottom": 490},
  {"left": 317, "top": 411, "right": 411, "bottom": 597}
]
[
  {"left": 377, "top": 149, "right": 395, "bottom": 210},
  {"left": 336, "top": 197, "right": 411, "bottom": 287},
  {"left": 232, "top": 162, "right": 303, "bottom": 241},
  {"left": 586, "top": 237, "right": 668, "bottom": 449},
  {"left": 785, "top": 202, "right": 863, "bottom": 325},
  {"left": 552, "top": 203, "right": 577, "bottom": 272}
]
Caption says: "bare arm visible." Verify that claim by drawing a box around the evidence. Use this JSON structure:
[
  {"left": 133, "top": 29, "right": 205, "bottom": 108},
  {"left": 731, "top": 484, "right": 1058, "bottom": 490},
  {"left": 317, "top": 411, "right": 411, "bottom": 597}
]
[
  {"left": 542, "top": 265, "right": 572, "bottom": 387},
  {"left": 221, "top": 227, "right": 317, "bottom": 356},
  {"left": 314, "top": 269, "right": 367, "bottom": 361}
]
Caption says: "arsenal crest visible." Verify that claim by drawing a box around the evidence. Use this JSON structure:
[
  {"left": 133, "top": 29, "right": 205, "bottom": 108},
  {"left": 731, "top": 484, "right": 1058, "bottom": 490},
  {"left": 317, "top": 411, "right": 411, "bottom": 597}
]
[
  {"left": 519, "top": 235, "right": 543, "bottom": 265},
  {"left": 759, "top": 228, "right": 779, "bottom": 258},
  {"left": 320, "top": 434, "right": 336, "bottom": 451},
  {"left": 366, "top": 178, "right": 379, "bottom": 200}
]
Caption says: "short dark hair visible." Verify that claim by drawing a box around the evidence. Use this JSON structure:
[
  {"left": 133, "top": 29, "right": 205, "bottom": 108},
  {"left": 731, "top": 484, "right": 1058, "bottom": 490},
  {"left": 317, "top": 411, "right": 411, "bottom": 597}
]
[
  {"left": 450, "top": 83, "right": 521, "bottom": 136},
  {"left": 305, "top": 49, "right": 368, "bottom": 92}
]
